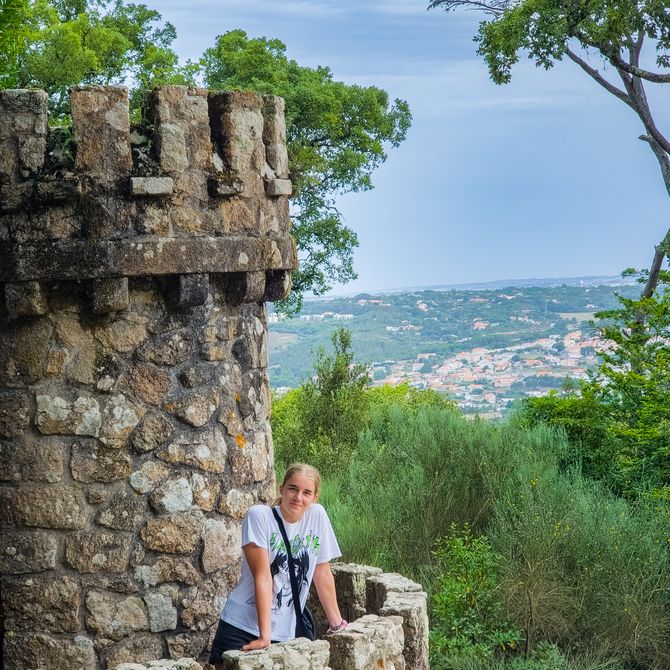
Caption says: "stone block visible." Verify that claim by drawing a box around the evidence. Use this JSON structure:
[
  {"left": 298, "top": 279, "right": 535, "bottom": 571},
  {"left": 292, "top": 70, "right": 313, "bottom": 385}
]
[
  {"left": 366, "top": 572, "right": 423, "bottom": 615},
  {"left": 0, "top": 436, "right": 64, "bottom": 483},
  {"left": 166, "top": 632, "right": 208, "bottom": 660},
  {"left": 95, "top": 317, "right": 148, "bottom": 353},
  {"left": 0, "top": 89, "right": 48, "bottom": 180},
  {"left": 3, "top": 633, "right": 96, "bottom": 670},
  {"left": 3, "top": 575, "right": 80, "bottom": 633},
  {"left": 96, "top": 489, "right": 147, "bottom": 531},
  {"left": 0, "top": 390, "right": 29, "bottom": 437},
  {"left": 201, "top": 517, "right": 242, "bottom": 573},
  {"left": 65, "top": 531, "right": 132, "bottom": 573},
  {"left": 103, "top": 633, "right": 163, "bottom": 669},
  {"left": 0, "top": 484, "right": 89, "bottom": 529},
  {"left": 150, "top": 476, "right": 194, "bottom": 514},
  {"left": 144, "top": 585, "right": 178, "bottom": 632},
  {"left": 227, "top": 430, "right": 270, "bottom": 486},
  {"left": 217, "top": 488, "right": 254, "bottom": 519},
  {"left": 208, "top": 176, "right": 245, "bottom": 197},
  {"left": 163, "top": 388, "right": 219, "bottom": 427},
  {"left": 333, "top": 563, "right": 383, "bottom": 624},
  {"left": 173, "top": 273, "right": 210, "bottom": 308},
  {"left": 262, "top": 95, "right": 289, "bottom": 178},
  {"left": 140, "top": 509, "right": 204, "bottom": 553},
  {"left": 327, "top": 614, "right": 405, "bottom": 670},
  {"left": 0, "top": 530, "right": 58, "bottom": 573},
  {"left": 180, "top": 568, "right": 238, "bottom": 632},
  {"left": 93, "top": 277, "right": 129, "bottom": 313},
  {"left": 137, "top": 329, "right": 194, "bottom": 366},
  {"left": 118, "top": 362, "right": 172, "bottom": 405},
  {"left": 156, "top": 428, "right": 227, "bottom": 473},
  {"left": 190, "top": 471, "right": 221, "bottom": 512},
  {"left": 131, "top": 412, "right": 176, "bottom": 453},
  {"left": 71, "top": 440, "right": 132, "bottom": 483},
  {"left": 134, "top": 557, "right": 200, "bottom": 589},
  {"left": 35, "top": 393, "right": 102, "bottom": 437},
  {"left": 178, "top": 363, "right": 215, "bottom": 389},
  {"left": 222, "top": 638, "right": 331, "bottom": 670},
  {"left": 130, "top": 177, "right": 174, "bottom": 196},
  {"left": 5, "top": 281, "right": 48, "bottom": 316},
  {"left": 264, "top": 179, "right": 292, "bottom": 197},
  {"left": 380, "top": 591, "right": 430, "bottom": 670},
  {"left": 129, "top": 460, "right": 170, "bottom": 494},
  {"left": 264, "top": 270, "right": 292, "bottom": 302},
  {"left": 85, "top": 590, "right": 149, "bottom": 641},
  {"left": 70, "top": 86, "right": 132, "bottom": 175}
]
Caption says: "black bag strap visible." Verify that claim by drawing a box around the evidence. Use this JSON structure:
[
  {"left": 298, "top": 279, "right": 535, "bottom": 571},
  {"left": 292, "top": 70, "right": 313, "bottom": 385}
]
[{"left": 272, "top": 507, "right": 304, "bottom": 623}]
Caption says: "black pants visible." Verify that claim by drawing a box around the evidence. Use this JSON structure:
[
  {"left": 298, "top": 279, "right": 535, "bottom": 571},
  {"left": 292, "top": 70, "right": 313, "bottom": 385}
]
[{"left": 208, "top": 620, "right": 279, "bottom": 664}]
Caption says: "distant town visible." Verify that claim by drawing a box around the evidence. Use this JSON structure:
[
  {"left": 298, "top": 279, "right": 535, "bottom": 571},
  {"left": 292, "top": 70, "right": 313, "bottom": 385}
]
[{"left": 268, "top": 278, "right": 637, "bottom": 417}]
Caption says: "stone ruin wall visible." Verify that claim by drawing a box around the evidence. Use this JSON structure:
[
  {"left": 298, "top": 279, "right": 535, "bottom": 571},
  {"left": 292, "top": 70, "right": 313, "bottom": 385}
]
[{"left": 0, "top": 85, "right": 295, "bottom": 670}]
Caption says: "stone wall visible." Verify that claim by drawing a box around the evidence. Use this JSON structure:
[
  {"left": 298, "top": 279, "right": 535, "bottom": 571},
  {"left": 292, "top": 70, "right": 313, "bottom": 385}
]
[
  {"left": 0, "top": 86, "right": 295, "bottom": 670},
  {"left": 113, "top": 563, "right": 429, "bottom": 670}
]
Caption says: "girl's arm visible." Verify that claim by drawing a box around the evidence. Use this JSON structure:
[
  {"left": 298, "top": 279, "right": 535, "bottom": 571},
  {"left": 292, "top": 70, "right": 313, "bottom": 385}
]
[
  {"left": 312, "top": 562, "right": 345, "bottom": 629},
  {"left": 241, "top": 543, "right": 273, "bottom": 650}
]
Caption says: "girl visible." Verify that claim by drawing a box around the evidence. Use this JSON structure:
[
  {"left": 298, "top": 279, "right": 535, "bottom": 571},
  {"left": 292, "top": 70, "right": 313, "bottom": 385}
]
[{"left": 209, "top": 463, "right": 348, "bottom": 666}]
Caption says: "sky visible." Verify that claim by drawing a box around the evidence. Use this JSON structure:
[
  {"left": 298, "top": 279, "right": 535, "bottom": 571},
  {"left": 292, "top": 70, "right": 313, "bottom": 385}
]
[{"left": 150, "top": 0, "right": 670, "bottom": 294}]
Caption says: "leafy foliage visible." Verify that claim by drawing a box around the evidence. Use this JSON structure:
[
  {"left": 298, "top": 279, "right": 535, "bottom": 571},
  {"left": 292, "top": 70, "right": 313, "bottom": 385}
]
[{"left": 201, "top": 30, "right": 411, "bottom": 311}]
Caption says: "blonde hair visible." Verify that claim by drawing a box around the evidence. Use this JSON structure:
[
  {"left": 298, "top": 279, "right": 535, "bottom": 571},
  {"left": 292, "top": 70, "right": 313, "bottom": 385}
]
[{"left": 273, "top": 463, "right": 321, "bottom": 506}]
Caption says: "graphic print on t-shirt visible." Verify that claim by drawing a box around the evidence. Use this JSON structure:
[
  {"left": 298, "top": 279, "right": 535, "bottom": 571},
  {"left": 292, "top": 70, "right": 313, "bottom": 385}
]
[{"left": 245, "top": 531, "right": 319, "bottom": 610}]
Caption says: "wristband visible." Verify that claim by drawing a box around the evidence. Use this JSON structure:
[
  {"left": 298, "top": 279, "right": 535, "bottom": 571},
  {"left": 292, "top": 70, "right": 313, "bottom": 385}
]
[{"left": 327, "top": 619, "right": 348, "bottom": 634}]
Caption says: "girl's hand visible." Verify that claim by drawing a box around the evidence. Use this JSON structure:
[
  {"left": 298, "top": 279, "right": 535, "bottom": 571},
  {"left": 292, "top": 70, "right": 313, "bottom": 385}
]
[{"left": 241, "top": 638, "right": 271, "bottom": 651}]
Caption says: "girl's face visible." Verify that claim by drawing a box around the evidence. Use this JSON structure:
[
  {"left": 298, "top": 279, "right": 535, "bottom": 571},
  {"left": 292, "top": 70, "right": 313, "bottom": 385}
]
[{"left": 279, "top": 473, "right": 318, "bottom": 523}]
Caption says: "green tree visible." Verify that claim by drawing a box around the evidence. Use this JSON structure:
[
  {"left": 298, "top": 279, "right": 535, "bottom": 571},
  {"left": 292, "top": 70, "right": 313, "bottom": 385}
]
[
  {"left": 201, "top": 30, "right": 412, "bottom": 312},
  {"left": 429, "top": 0, "right": 670, "bottom": 303},
  {"left": 272, "top": 328, "right": 370, "bottom": 475},
  {"left": 0, "top": 0, "right": 30, "bottom": 87},
  {"left": 6, "top": 0, "right": 193, "bottom": 119}
]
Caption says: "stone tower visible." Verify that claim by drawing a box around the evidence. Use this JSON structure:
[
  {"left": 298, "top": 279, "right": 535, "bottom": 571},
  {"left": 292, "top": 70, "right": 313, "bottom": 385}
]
[{"left": 0, "top": 86, "right": 295, "bottom": 669}]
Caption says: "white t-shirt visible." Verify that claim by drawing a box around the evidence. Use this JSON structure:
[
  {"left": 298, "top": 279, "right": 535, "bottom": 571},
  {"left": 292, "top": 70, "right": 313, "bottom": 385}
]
[{"left": 221, "top": 503, "right": 341, "bottom": 641}]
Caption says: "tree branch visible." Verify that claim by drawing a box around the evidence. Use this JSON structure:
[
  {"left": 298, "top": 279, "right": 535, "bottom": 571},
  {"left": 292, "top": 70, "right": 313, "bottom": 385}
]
[
  {"left": 608, "top": 52, "right": 670, "bottom": 83},
  {"left": 428, "top": 0, "right": 506, "bottom": 15},
  {"left": 564, "top": 48, "right": 632, "bottom": 106}
]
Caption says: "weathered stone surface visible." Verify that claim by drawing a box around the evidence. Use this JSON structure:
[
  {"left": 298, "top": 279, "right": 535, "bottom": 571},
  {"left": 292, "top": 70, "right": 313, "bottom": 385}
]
[
  {"left": 103, "top": 633, "right": 163, "bottom": 669},
  {"left": 174, "top": 273, "right": 210, "bottom": 308},
  {"left": 156, "top": 428, "right": 227, "bottom": 473},
  {"left": 0, "top": 391, "right": 29, "bottom": 437},
  {"left": 0, "top": 319, "right": 53, "bottom": 387},
  {"left": 164, "top": 388, "right": 219, "bottom": 427},
  {"left": 228, "top": 431, "right": 270, "bottom": 485},
  {"left": 5, "top": 280, "right": 48, "bottom": 316},
  {"left": 190, "top": 472, "right": 220, "bottom": 512},
  {"left": 262, "top": 95, "right": 289, "bottom": 178},
  {"left": 81, "top": 574, "right": 139, "bottom": 595},
  {"left": 71, "top": 85, "right": 132, "bottom": 175},
  {"left": 71, "top": 441, "right": 132, "bottom": 483},
  {"left": 140, "top": 510, "right": 204, "bottom": 553},
  {"left": 131, "top": 412, "right": 176, "bottom": 453},
  {"left": 0, "top": 485, "right": 89, "bottom": 528},
  {"left": 4, "top": 575, "right": 80, "bottom": 632},
  {"left": 264, "top": 178, "right": 292, "bottom": 197},
  {"left": 0, "top": 531, "right": 58, "bottom": 573},
  {"left": 3, "top": 633, "right": 96, "bottom": 670},
  {"left": 131, "top": 176, "right": 174, "bottom": 196},
  {"left": 264, "top": 270, "right": 292, "bottom": 302},
  {"left": 209, "top": 176, "right": 244, "bottom": 197},
  {"left": 116, "top": 659, "right": 203, "bottom": 670},
  {"left": 180, "top": 568, "right": 238, "bottom": 631},
  {"left": 119, "top": 362, "right": 172, "bottom": 405},
  {"left": 134, "top": 557, "right": 200, "bottom": 588},
  {"left": 380, "top": 591, "right": 430, "bottom": 670},
  {"left": 137, "top": 330, "right": 194, "bottom": 366},
  {"left": 86, "top": 590, "right": 149, "bottom": 641},
  {"left": 201, "top": 517, "right": 242, "bottom": 573},
  {"left": 222, "top": 638, "right": 331, "bottom": 670},
  {"left": 178, "top": 363, "right": 215, "bottom": 389},
  {"left": 366, "top": 572, "right": 423, "bottom": 615},
  {"left": 150, "top": 476, "right": 193, "bottom": 513},
  {"left": 217, "top": 488, "right": 254, "bottom": 519},
  {"left": 100, "top": 393, "right": 144, "bottom": 447},
  {"left": 35, "top": 394, "right": 101, "bottom": 436},
  {"left": 328, "top": 615, "right": 405, "bottom": 670},
  {"left": 93, "top": 277, "right": 129, "bottom": 313},
  {"left": 166, "top": 632, "right": 208, "bottom": 661},
  {"left": 65, "top": 531, "right": 131, "bottom": 573},
  {"left": 0, "top": 437, "right": 64, "bottom": 482},
  {"left": 97, "top": 489, "right": 147, "bottom": 530},
  {"left": 144, "top": 585, "right": 178, "bottom": 632},
  {"left": 129, "top": 460, "right": 170, "bottom": 494},
  {"left": 95, "top": 317, "right": 148, "bottom": 353}
]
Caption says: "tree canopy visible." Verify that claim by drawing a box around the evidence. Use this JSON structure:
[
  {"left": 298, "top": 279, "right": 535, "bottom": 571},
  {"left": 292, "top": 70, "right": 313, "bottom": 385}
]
[
  {"left": 429, "top": 0, "right": 670, "bottom": 300},
  {"left": 201, "top": 30, "right": 411, "bottom": 312}
]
